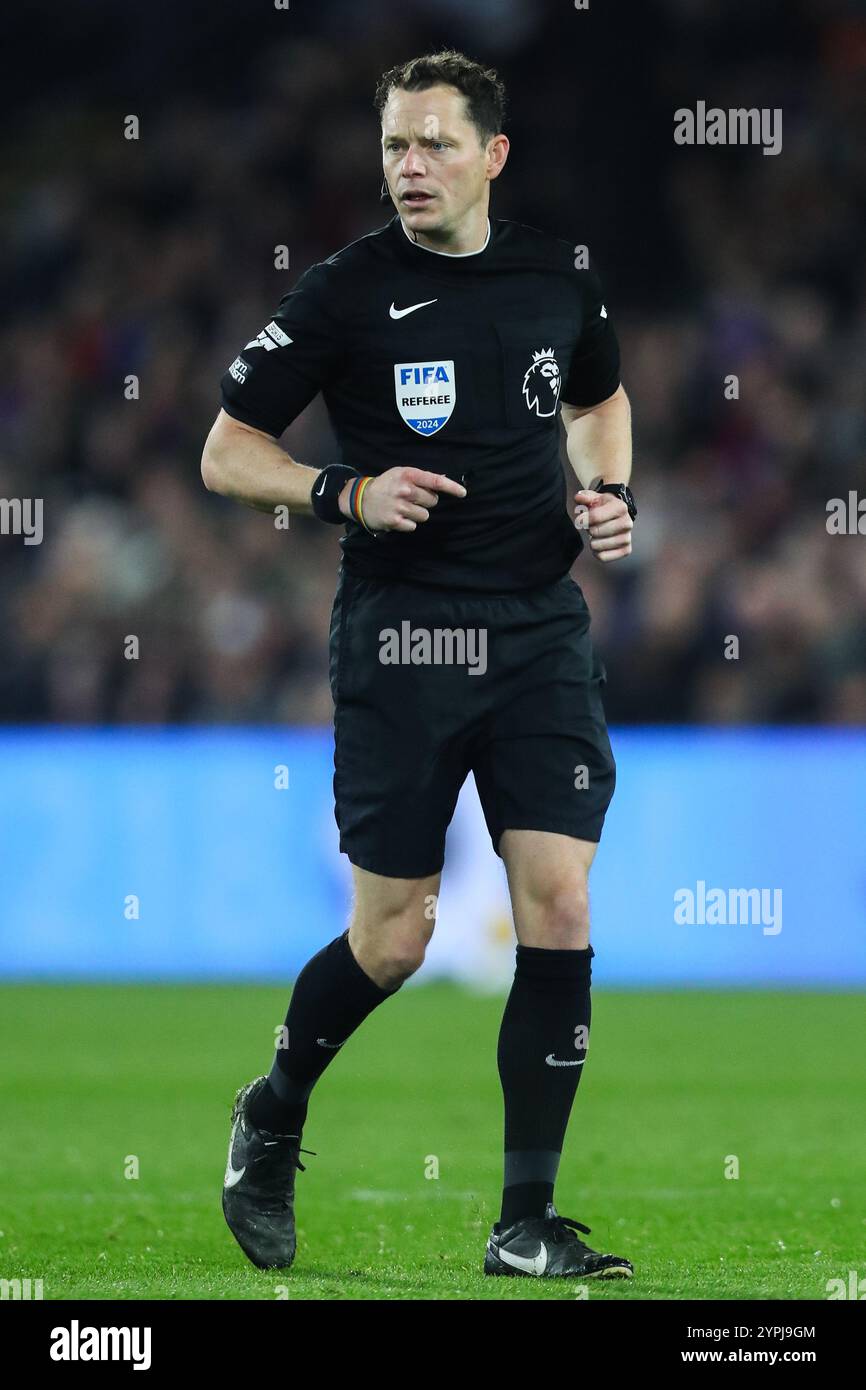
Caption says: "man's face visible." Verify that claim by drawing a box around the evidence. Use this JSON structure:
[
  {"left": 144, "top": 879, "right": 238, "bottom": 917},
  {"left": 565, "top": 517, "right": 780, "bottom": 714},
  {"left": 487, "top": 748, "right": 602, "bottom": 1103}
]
[{"left": 381, "top": 83, "right": 504, "bottom": 238}]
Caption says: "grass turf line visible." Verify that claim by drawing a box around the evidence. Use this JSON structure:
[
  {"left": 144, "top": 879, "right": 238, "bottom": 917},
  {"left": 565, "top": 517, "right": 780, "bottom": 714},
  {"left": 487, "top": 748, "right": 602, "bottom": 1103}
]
[{"left": 1, "top": 984, "right": 864, "bottom": 1300}]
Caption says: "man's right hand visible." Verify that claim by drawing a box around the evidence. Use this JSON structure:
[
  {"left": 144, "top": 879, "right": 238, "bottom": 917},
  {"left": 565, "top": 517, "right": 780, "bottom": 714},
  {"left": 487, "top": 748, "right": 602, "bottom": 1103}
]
[{"left": 338, "top": 467, "right": 467, "bottom": 533}]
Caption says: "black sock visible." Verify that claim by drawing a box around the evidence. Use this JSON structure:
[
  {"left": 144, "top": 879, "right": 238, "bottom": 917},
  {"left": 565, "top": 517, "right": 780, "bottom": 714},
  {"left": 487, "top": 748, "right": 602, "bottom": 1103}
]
[
  {"left": 248, "top": 930, "right": 396, "bottom": 1135},
  {"left": 497, "top": 944, "right": 594, "bottom": 1227}
]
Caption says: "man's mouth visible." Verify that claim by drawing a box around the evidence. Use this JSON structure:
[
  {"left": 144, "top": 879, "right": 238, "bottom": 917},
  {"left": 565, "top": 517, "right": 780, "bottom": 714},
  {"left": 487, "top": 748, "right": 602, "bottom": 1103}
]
[{"left": 401, "top": 191, "right": 435, "bottom": 205}]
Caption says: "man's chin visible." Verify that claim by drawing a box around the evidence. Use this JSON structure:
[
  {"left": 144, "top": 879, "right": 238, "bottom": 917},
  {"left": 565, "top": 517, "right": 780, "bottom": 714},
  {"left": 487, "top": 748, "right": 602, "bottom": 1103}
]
[
  {"left": 401, "top": 206, "right": 449, "bottom": 242},
  {"left": 402, "top": 202, "right": 439, "bottom": 222}
]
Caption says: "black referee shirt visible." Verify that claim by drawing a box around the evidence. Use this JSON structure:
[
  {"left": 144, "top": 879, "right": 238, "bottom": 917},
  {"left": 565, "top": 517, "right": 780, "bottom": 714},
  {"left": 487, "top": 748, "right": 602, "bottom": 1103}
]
[{"left": 220, "top": 214, "right": 621, "bottom": 592}]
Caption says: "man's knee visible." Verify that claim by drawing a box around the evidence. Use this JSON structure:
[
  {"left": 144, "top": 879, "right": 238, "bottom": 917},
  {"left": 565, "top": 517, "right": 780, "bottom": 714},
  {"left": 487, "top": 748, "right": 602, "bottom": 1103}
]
[
  {"left": 348, "top": 879, "right": 436, "bottom": 988},
  {"left": 349, "top": 918, "right": 430, "bottom": 989},
  {"left": 501, "top": 830, "right": 596, "bottom": 949},
  {"left": 519, "top": 877, "right": 591, "bottom": 948}
]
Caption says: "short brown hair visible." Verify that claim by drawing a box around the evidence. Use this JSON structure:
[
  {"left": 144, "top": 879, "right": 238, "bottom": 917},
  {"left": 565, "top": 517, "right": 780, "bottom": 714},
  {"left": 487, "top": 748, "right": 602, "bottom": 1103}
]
[{"left": 374, "top": 49, "right": 506, "bottom": 146}]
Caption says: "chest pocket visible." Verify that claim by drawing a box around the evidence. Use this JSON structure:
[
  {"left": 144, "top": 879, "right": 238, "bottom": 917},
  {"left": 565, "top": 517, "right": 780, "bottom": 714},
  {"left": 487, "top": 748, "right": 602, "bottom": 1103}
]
[
  {"left": 362, "top": 327, "right": 479, "bottom": 439},
  {"left": 494, "top": 317, "right": 578, "bottom": 429}
]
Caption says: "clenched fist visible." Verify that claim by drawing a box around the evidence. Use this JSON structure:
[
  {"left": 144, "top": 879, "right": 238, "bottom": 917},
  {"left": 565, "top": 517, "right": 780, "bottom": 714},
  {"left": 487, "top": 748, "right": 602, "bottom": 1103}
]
[{"left": 573, "top": 488, "right": 634, "bottom": 562}]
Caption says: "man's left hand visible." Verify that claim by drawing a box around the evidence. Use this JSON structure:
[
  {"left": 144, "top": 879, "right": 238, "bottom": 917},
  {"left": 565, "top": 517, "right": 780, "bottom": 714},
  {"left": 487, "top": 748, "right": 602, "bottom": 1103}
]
[{"left": 573, "top": 489, "right": 634, "bottom": 563}]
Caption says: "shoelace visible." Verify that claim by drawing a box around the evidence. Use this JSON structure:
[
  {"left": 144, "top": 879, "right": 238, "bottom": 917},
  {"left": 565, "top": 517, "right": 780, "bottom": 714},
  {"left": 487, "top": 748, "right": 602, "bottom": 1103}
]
[
  {"left": 255, "top": 1137, "right": 317, "bottom": 1173},
  {"left": 252, "top": 1139, "right": 317, "bottom": 1212},
  {"left": 548, "top": 1214, "right": 592, "bottom": 1247}
]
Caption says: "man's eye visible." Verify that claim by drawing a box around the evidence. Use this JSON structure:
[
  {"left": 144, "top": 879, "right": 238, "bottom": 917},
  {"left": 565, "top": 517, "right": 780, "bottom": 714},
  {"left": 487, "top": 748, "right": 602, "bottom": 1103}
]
[{"left": 385, "top": 140, "right": 446, "bottom": 152}]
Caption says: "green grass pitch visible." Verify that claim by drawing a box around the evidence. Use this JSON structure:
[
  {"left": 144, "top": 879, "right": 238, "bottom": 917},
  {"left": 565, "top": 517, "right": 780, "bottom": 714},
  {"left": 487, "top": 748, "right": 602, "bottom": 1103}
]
[{"left": 1, "top": 983, "right": 864, "bottom": 1300}]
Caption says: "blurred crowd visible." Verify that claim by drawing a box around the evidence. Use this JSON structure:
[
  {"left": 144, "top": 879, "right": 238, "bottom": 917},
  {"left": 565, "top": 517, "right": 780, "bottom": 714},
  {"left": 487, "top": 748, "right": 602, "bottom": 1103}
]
[{"left": 1, "top": 0, "right": 864, "bottom": 725}]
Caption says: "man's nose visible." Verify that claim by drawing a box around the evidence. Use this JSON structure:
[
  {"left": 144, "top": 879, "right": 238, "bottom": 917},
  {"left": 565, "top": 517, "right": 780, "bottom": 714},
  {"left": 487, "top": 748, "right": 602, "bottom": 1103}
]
[{"left": 401, "top": 146, "right": 428, "bottom": 176}]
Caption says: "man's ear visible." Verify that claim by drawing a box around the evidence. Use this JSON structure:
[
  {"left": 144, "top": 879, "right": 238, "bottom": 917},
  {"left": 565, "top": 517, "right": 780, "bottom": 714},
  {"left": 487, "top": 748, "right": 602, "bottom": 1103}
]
[{"left": 487, "top": 133, "right": 510, "bottom": 180}]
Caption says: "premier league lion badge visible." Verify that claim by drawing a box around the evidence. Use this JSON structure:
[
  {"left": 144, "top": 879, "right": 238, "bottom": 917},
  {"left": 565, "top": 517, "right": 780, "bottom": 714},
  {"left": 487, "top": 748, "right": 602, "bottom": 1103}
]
[{"left": 522, "top": 347, "right": 561, "bottom": 418}]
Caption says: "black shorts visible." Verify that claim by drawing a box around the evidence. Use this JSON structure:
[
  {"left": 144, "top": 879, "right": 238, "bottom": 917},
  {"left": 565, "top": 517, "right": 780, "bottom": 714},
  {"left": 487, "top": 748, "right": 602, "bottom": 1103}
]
[{"left": 328, "top": 568, "right": 616, "bottom": 879}]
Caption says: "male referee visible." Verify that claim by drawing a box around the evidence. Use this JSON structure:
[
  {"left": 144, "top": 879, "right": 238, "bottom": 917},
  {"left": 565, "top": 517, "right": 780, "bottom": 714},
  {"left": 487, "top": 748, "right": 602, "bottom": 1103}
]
[{"left": 202, "top": 50, "right": 636, "bottom": 1281}]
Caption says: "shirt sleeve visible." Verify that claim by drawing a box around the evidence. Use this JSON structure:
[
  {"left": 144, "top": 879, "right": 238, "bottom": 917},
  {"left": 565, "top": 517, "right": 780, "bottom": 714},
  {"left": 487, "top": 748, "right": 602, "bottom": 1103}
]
[
  {"left": 561, "top": 266, "right": 621, "bottom": 408},
  {"left": 219, "top": 263, "right": 345, "bottom": 437}
]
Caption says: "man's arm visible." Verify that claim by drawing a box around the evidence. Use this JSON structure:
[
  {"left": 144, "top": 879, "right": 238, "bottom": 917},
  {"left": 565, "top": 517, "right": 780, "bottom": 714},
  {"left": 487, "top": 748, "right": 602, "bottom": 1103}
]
[
  {"left": 560, "top": 384, "right": 634, "bottom": 563},
  {"left": 201, "top": 409, "right": 320, "bottom": 514},
  {"left": 560, "top": 383, "right": 631, "bottom": 488},
  {"left": 201, "top": 408, "right": 467, "bottom": 528}
]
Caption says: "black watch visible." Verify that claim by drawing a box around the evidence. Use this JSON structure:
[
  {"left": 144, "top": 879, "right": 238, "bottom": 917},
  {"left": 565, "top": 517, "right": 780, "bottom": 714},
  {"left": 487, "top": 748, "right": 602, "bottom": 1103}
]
[{"left": 597, "top": 482, "right": 637, "bottom": 520}]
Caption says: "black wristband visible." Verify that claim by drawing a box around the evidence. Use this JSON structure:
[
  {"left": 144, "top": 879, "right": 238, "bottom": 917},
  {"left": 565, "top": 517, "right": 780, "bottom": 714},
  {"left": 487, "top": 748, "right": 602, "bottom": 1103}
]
[{"left": 311, "top": 464, "right": 359, "bottom": 524}]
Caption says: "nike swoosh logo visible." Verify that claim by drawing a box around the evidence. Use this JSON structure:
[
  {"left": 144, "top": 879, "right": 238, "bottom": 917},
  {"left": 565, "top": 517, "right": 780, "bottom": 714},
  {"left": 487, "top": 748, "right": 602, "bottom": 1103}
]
[
  {"left": 224, "top": 1120, "right": 246, "bottom": 1188},
  {"left": 497, "top": 1241, "right": 548, "bottom": 1276},
  {"left": 314, "top": 477, "right": 327, "bottom": 496},
  {"left": 545, "top": 1054, "right": 586, "bottom": 1067},
  {"left": 389, "top": 299, "right": 437, "bottom": 319}
]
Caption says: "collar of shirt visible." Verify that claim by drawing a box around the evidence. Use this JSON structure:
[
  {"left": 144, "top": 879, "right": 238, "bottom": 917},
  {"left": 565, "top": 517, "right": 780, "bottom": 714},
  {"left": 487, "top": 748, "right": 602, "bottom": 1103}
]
[{"left": 389, "top": 214, "right": 495, "bottom": 274}]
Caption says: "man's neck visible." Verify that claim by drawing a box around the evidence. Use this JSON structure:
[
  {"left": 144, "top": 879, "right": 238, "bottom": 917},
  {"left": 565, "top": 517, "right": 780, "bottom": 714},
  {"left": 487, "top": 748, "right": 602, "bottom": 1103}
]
[{"left": 401, "top": 210, "right": 492, "bottom": 257}]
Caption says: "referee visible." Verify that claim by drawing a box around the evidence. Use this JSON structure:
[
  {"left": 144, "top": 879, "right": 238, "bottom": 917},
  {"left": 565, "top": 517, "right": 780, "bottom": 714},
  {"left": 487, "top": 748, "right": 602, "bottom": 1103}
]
[{"left": 203, "top": 50, "right": 636, "bottom": 1281}]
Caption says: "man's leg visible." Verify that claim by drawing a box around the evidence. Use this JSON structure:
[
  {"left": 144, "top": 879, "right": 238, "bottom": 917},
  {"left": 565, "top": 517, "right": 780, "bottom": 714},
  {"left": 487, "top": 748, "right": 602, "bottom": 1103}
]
[
  {"left": 248, "top": 865, "right": 439, "bottom": 1136},
  {"left": 496, "top": 828, "right": 596, "bottom": 1226}
]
